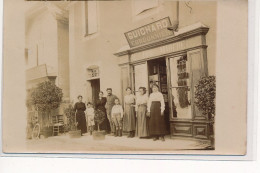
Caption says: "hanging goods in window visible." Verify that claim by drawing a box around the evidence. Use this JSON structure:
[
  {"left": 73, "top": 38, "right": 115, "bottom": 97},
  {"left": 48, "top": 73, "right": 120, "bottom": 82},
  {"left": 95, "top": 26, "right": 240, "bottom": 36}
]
[{"left": 176, "top": 56, "right": 190, "bottom": 108}]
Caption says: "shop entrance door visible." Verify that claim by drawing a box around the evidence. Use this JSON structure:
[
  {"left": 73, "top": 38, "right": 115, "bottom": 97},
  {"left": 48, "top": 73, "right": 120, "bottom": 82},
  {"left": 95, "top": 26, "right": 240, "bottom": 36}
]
[
  {"left": 90, "top": 79, "right": 100, "bottom": 104},
  {"left": 147, "top": 58, "right": 170, "bottom": 134}
]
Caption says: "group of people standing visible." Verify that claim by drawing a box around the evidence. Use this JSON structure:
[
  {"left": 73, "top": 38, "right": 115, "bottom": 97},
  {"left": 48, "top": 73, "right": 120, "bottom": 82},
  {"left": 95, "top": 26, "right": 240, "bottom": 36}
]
[{"left": 73, "top": 84, "right": 167, "bottom": 141}]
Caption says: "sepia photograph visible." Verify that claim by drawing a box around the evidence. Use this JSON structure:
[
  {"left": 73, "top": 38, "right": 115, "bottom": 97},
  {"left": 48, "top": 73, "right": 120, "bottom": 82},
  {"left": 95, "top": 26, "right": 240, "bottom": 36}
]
[{"left": 2, "top": 0, "right": 249, "bottom": 156}]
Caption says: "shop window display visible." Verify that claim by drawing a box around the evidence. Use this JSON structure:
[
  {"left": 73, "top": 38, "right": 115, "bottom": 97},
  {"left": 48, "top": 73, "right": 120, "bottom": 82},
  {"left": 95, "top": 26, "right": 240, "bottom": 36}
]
[{"left": 170, "top": 55, "right": 192, "bottom": 119}]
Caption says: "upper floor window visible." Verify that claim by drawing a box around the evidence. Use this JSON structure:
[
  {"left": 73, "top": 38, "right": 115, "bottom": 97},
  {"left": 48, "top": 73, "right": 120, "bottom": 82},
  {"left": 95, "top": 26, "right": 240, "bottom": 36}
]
[
  {"left": 84, "top": 1, "right": 98, "bottom": 36},
  {"left": 133, "top": 0, "right": 159, "bottom": 16}
]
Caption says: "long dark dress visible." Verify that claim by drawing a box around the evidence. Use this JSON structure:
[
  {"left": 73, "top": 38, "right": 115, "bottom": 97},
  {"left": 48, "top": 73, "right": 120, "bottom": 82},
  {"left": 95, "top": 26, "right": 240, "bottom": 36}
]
[
  {"left": 95, "top": 97, "right": 110, "bottom": 131},
  {"left": 149, "top": 101, "right": 167, "bottom": 135},
  {"left": 74, "top": 102, "right": 87, "bottom": 134}
]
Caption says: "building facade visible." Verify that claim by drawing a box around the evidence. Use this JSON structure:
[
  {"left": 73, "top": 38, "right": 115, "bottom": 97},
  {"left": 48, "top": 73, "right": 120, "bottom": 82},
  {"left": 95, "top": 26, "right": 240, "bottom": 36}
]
[
  {"left": 25, "top": 2, "right": 70, "bottom": 133},
  {"left": 25, "top": 2, "right": 70, "bottom": 100},
  {"left": 68, "top": 0, "right": 216, "bottom": 139}
]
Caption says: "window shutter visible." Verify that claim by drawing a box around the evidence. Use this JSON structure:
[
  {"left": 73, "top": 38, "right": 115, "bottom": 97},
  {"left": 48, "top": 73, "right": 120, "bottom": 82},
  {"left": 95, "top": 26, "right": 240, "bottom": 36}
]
[
  {"left": 187, "top": 49, "right": 208, "bottom": 120},
  {"left": 133, "top": 63, "right": 148, "bottom": 95},
  {"left": 84, "top": 2, "right": 88, "bottom": 35},
  {"left": 87, "top": 1, "right": 98, "bottom": 35},
  {"left": 37, "top": 41, "right": 44, "bottom": 65}
]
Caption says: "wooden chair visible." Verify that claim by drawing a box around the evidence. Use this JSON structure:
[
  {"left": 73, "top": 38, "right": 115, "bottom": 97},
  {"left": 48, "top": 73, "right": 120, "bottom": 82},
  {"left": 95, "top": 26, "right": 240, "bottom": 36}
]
[{"left": 52, "top": 115, "right": 64, "bottom": 136}]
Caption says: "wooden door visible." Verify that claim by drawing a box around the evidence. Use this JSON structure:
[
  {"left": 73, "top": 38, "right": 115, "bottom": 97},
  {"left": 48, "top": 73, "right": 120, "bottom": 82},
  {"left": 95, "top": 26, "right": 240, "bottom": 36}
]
[
  {"left": 187, "top": 48, "right": 208, "bottom": 120},
  {"left": 91, "top": 79, "right": 100, "bottom": 104}
]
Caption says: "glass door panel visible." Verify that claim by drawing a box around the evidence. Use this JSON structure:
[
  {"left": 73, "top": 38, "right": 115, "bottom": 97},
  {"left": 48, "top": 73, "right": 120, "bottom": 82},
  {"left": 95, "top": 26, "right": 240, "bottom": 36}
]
[{"left": 169, "top": 56, "right": 192, "bottom": 119}]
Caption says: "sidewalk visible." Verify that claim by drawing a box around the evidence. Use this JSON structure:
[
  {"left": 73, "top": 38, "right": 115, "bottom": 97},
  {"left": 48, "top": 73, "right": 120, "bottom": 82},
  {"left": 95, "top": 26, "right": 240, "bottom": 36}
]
[{"left": 26, "top": 132, "right": 211, "bottom": 153}]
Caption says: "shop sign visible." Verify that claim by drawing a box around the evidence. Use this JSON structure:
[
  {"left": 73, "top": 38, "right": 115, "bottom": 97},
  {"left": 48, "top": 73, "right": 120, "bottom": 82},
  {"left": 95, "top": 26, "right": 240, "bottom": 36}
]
[
  {"left": 130, "top": 35, "right": 202, "bottom": 62},
  {"left": 125, "top": 17, "right": 174, "bottom": 47},
  {"left": 131, "top": 40, "right": 186, "bottom": 62}
]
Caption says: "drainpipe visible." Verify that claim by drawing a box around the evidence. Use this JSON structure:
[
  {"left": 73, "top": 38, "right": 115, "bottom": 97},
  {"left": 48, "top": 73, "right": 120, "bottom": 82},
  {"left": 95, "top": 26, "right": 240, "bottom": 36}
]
[{"left": 167, "top": 1, "right": 179, "bottom": 32}]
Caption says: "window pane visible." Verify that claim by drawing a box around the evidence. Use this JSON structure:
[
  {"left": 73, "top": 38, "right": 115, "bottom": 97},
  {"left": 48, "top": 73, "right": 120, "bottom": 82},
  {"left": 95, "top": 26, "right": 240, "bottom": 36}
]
[
  {"left": 170, "top": 56, "right": 192, "bottom": 119},
  {"left": 88, "top": 68, "right": 99, "bottom": 78},
  {"left": 134, "top": 63, "right": 148, "bottom": 94},
  {"left": 171, "top": 88, "right": 191, "bottom": 119}
]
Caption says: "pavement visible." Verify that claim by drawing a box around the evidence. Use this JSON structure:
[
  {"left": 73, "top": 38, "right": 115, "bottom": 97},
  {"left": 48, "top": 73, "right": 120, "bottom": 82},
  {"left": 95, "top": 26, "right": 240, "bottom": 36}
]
[{"left": 26, "top": 132, "right": 211, "bottom": 153}]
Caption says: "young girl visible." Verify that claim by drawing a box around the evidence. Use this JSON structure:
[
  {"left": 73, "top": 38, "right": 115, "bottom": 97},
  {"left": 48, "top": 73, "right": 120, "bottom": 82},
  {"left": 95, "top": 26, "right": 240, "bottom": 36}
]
[
  {"left": 111, "top": 98, "right": 124, "bottom": 137},
  {"left": 86, "top": 102, "right": 95, "bottom": 135}
]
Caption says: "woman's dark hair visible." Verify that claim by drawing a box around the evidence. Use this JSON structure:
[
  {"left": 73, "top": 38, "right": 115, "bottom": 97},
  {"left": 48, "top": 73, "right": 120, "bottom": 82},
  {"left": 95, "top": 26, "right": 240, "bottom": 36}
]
[
  {"left": 114, "top": 98, "right": 120, "bottom": 104},
  {"left": 125, "top": 87, "right": 132, "bottom": 91},
  {"left": 139, "top": 87, "right": 146, "bottom": 94},
  {"left": 106, "top": 88, "right": 112, "bottom": 91},
  {"left": 78, "top": 95, "right": 83, "bottom": 99},
  {"left": 87, "top": 102, "right": 92, "bottom": 106},
  {"left": 99, "top": 91, "right": 103, "bottom": 94},
  {"left": 152, "top": 84, "right": 159, "bottom": 89}
]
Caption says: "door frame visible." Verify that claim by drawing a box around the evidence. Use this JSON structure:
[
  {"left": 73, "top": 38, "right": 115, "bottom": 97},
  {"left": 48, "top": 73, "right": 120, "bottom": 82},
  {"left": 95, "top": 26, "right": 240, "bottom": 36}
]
[{"left": 88, "top": 78, "right": 100, "bottom": 104}]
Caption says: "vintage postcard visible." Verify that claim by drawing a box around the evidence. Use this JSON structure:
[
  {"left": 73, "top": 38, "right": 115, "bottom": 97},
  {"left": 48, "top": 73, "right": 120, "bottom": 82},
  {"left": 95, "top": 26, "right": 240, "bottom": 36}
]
[{"left": 2, "top": 0, "right": 249, "bottom": 157}]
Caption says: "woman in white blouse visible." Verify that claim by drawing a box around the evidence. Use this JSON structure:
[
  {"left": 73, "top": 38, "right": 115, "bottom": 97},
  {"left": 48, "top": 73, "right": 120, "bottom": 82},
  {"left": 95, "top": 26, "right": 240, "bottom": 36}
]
[
  {"left": 135, "top": 87, "right": 149, "bottom": 138},
  {"left": 147, "top": 84, "right": 167, "bottom": 141}
]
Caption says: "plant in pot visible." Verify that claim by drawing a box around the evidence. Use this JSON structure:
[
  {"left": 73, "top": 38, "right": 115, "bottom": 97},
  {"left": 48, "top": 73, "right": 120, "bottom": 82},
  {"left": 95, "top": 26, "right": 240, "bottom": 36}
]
[
  {"left": 93, "top": 109, "right": 106, "bottom": 140},
  {"left": 30, "top": 81, "right": 63, "bottom": 138},
  {"left": 194, "top": 76, "right": 216, "bottom": 149},
  {"left": 64, "top": 103, "right": 81, "bottom": 138}
]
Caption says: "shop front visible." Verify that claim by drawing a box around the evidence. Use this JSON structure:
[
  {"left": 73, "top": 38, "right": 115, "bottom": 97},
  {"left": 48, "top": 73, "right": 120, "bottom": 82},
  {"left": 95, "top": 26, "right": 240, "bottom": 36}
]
[{"left": 115, "top": 19, "right": 212, "bottom": 139}]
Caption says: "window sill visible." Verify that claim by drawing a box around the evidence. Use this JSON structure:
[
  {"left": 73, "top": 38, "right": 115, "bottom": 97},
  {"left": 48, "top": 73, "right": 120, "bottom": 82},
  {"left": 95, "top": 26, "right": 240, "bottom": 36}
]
[{"left": 82, "top": 32, "right": 99, "bottom": 42}]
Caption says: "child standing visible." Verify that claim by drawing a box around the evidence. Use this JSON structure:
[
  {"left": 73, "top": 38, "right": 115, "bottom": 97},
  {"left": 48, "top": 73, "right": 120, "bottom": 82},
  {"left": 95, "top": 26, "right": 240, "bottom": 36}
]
[
  {"left": 111, "top": 98, "right": 124, "bottom": 137},
  {"left": 86, "top": 102, "right": 95, "bottom": 135}
]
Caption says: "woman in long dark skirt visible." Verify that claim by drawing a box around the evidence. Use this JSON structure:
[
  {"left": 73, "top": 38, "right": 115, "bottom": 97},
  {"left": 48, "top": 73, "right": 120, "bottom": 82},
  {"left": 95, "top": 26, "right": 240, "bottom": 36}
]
[
  {"left": 74, "top": 95, "right": 87, "bottom": 135},
  {"left": 147, "top": 84, "right": 167, "bottom": 141},
  {"left": 94, "top": 91, "right": 110, "bottom": 132}
]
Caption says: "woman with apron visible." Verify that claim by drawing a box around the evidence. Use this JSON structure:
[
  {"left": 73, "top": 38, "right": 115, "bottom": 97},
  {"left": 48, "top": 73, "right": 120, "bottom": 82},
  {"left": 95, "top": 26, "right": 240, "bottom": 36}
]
[{"left": 147, "top": 84, "right": 167, "bottom": 141}]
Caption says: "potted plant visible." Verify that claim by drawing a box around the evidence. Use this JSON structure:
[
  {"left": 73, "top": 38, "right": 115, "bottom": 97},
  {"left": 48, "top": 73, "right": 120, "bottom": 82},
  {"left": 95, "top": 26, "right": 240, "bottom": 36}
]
[
  {"left": 64, "top": 103, "right": 81, "bottom": 138},
  {"left": 93, "top": 109, "right": 106, "bottom": 140},
  {"left": 30, "top": 81, "right": 63, "bottom": 138},
  {"left": 194, "top": 76, "right": 216, "bottom": 149}
]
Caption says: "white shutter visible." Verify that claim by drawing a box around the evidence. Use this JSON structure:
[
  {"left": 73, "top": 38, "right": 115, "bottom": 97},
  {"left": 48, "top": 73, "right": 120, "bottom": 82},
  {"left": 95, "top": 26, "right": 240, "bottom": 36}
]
[
  {"left": 134, "top": 62, "right": 148, "bottom": 95},
  {"left": 37, "top": 41, "right": 44, "bottom": 65},
  {"left": 88, "top": 1, "right": 98, "bottom": 35}
]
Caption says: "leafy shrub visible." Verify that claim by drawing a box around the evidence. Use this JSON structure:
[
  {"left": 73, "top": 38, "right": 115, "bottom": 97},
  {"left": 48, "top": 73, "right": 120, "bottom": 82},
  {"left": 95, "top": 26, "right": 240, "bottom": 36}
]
[
  {"left": 94, "top": 109, "right": 106, "bottom": 131},
  {"left": 64, "top": 104, "right": 77, "bottom": 131},
  {"left": 194, "top": 76, "right": 216, "bottom": 117},
  {"left": 31, "top": 81, "right": 63, "bottom": 112},
  {"left": 30, "top": 81, "right": 63, "bottom": 126}
]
